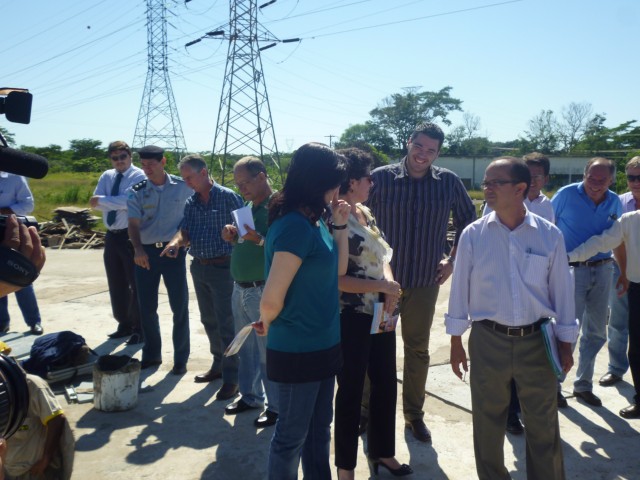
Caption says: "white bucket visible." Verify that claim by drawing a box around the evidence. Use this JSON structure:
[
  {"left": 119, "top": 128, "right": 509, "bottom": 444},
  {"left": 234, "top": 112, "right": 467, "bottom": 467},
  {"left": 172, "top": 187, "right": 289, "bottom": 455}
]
[{"left": 93, "top": 355, "right": 141, "bottom": 412}]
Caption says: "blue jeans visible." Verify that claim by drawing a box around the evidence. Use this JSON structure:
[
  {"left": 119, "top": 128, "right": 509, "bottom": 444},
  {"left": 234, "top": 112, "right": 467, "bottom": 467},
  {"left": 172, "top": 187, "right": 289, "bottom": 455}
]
[
  {"left": 268, "top": 377, "right": 335, "bottom": 480},
  {"left": 232, "top": 283, "right": 278, "bottom": 412},
  {"left": 190, "top": 259, "right": 238, "bottom": 384},
  {"left": 135, "top": 246, "right": 190, "bottom": 367},
  {"left": 607, "top": 262, "right": 629, "bottom": 377},
  {"left": 573, "top": 262, "right": 613, "bottom": 392},
  {"left": 0, "top": 285, "right": 41, "bottom": 329}
]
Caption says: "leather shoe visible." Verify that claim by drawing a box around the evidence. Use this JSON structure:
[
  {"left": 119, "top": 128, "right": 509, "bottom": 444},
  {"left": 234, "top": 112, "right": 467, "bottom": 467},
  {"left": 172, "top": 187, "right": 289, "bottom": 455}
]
[
  {"left": 141, "top": 359, "right": 162, "bottom": 370},
  {"left": 405, "top": 419, "right": 431, "bottom": 442},
  {"left": 619, "top": 404, "right": 640, "bottom": 419},
  {"left": 573, "top": 390, "right": 602, "bottom": 407},
  {"left": 126, "top": 332, "right": 143, "bottom": 345},
  {"left": 557, "top": 391, "right": 568, "bottom": 409},
  {"left": 171, "top": 365, "right": 187, "bottom": 375},
  {"left": 216, "top": 383, "right": 239, "bottom": 401},
  {"left": 108, "top": 327, "right": 131, "bottom": 339},
  {"left": 1, "top": 325, "right": 9, "bottom": 334},
  {"left": 30, "top": 323, "right": 43, "bottom": 335},
  {"left": 194, "top": 370, "right": 222, "bottom": 383},
  {"left": 225, "top": 398, "right": 258, "bottom": 415},
  {"left": 506, "top": 415, "right": 524, "bottom": 435},
  {"left": 599, "top": 372, "right": 623, "bottom": 387},
  {"left": 254, "top": 410, "right": 278, "bottom": 428}
]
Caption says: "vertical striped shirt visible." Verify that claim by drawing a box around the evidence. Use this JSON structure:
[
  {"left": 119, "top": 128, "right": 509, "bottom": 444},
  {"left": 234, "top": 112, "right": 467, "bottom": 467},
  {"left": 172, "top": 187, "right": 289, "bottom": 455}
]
[{"left": 366, "top": 158, "right": 476, "bottom": 289}]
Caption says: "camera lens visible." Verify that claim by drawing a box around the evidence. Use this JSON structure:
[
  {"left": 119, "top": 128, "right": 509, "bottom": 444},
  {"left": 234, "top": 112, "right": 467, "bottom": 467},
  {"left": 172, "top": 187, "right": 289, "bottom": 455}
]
[{"left": 0, "top": 354, "right": 29, "bottom": 438}]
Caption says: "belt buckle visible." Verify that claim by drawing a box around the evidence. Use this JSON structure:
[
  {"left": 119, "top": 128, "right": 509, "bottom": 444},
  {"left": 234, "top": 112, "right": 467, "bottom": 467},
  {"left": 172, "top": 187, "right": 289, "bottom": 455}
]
[
  {"left": 507, "top": 326, "right": 523, "bottom": 337},
  {"left": 155, "top": 242, "right": 163, "bottom": 248}
]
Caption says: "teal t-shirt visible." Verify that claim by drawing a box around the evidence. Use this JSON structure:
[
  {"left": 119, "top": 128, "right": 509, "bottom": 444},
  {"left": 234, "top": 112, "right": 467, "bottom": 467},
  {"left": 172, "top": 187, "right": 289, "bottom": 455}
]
[{"left": 265, "top": 211, "right": 340, "bottom": 354}]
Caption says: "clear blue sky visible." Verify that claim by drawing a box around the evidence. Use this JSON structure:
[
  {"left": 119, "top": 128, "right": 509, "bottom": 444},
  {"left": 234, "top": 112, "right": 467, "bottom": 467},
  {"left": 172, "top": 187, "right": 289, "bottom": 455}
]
[{"left": 2, "top": 0, "right": 638, "bottom": 153}]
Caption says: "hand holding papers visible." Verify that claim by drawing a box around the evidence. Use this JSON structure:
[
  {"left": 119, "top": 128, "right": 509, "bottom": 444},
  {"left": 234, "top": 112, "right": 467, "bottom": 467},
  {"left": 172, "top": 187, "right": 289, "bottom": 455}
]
[
  {"left": 232, "top": 206, "right": 255, "bottom": 237},
  {"left": 370, "top": 302, "right": 399, "bottom": 334},
  {"left": 541, "top": 318, "right": 563, "bottom": 378}
]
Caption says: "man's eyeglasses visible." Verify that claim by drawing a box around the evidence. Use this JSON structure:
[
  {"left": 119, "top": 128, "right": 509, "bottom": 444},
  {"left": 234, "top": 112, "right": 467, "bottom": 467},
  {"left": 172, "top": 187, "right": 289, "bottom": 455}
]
[
  {"left": 627, "top": 174, "right": 640, "bottom": 183},
  {"left": 235, "top": 175, "right": 258, "bottom": 189},
  {"left": 480, "top": 179, "right": 518, "bottom": 189},
  {"left": 110, "top": 153, "right": 128, "bottom": 161}
]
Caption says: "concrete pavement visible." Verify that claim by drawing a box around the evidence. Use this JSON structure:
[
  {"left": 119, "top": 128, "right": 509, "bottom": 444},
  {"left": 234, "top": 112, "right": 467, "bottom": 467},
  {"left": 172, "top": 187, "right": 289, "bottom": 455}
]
[{"left": 2, "top": 249, "right": 638, "bottom": 479}]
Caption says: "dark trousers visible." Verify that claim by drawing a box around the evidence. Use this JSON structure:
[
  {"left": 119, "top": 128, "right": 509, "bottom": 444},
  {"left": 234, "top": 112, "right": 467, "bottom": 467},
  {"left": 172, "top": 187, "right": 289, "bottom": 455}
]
[
  {"left": 104, "top": 230, "right": 140, "bottom": 332},
  {"left": 335, "top": 309, "right": 397, "bottom": 469},
  {"left": 627, "top": 282, "right": 640, "bottom": 402}
]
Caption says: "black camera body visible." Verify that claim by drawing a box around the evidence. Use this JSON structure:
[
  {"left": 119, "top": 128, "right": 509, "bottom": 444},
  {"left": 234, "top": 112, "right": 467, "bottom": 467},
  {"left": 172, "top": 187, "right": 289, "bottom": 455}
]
[
  {"left": 0, "top": 354, "right": 29, "bottom": 439},
  {"left": 0, "top": 214, "right": 38, "bottom": 236}
]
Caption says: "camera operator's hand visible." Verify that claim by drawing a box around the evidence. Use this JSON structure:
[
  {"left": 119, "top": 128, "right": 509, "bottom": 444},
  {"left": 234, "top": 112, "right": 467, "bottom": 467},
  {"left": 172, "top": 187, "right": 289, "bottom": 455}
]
[
  {"left": 0, "top": 214, "right": 46, "bottom": 297},
  {"left": 0, "top": 437, "right": 6, "bottom": 480}
]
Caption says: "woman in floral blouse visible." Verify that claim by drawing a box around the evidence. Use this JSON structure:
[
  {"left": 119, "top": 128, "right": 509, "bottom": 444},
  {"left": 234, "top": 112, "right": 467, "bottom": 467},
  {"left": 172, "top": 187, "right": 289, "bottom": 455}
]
[{"left": 334, "top": 148, "right": 412, "bottom": 479}]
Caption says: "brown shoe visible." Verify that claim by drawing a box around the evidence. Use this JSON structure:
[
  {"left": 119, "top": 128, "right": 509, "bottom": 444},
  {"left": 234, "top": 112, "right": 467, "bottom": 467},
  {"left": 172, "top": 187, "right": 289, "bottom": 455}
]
[
  {"left": 216, "top": 383, "right": 239, "bottom": 401},
  {"left": 194, "top": 369, "right": 222, "bottom": 383},
  {"left": 405, "top": 419, "right": 431, "bottom": 442}
]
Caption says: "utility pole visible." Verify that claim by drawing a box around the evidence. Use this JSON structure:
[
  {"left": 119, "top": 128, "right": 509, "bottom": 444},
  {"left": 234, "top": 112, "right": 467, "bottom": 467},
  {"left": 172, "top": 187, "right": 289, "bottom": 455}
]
[
  {"left": 188, "top": 0, "right": 297, "bottom": 184},
  {"left": 133, "top": 0, "right": 187, "bottom": 159},
  {"left": 325, "top": 134, "right": 335, "bottom": 148}
]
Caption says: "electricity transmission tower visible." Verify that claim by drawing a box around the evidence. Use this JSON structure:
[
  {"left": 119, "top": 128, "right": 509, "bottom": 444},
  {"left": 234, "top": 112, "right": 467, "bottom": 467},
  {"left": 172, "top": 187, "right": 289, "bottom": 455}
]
[
  {"left": 133, "top": 0, "right": 187, "bottom": 158},
  {"left": 189, "top": 0, "right": 289, "bottom": 184}
]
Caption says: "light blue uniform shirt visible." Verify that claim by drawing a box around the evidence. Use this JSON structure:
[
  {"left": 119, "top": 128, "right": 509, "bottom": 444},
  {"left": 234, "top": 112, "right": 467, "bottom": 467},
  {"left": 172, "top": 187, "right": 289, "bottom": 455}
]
[
  {"left": 0, "top": 172, "right": 34, "bottom": 215},
  {"left": 127, "top": 173, "right": 193, "bottom": 244},
  {"left": 93, "top": 165, "right": 146, "bottom": 230},
  {"left": 551, "top": 182, "right": 622, "bottom": 261}
]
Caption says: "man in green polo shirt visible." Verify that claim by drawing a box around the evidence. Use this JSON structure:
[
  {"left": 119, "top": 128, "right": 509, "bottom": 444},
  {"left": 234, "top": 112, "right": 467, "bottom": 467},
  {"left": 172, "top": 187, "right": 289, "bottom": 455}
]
[{"left": 221, "top": 157, "right": 279, "bottom": 428}]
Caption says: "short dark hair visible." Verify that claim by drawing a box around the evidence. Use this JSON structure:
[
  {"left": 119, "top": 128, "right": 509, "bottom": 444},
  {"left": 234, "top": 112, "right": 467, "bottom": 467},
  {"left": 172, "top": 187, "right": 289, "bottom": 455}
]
[
  {"left": 409, "top": 122, "right": 445, "bottom": 150},
  {"left": 336, "top": 148, "right": 373, "bottom": 195},
  {"left": 234, "top": 156, "right": 267, "bottom": 177},
  {"left": 584, "top": 157, "right": 615, "bottom": 177},
  {"left": 491, "top": 156, "right": 531, "bottom": 199},
  {"left": 178, "top": 154, "right": 207, "bottom": 172},
  {"left": 522, "top": 152, "right": 550, "bottom": 176},
  {"left": 268, "top": 143, "right": 347, "bottom": 225},
  {"left": 107, "top": 140, "right": 131, "bottom": 156}
]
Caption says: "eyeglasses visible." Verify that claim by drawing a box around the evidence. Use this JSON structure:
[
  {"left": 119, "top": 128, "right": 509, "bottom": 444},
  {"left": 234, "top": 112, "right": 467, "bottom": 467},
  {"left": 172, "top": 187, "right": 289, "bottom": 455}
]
[
  {"left": 110, "top": 153, "right": 128, "bottom": 161},
  {"left": 627, "top": 174, "right": 640, "bottom": 183},
  {"left": 480, "top": 179, "right": 518, "bottom": 189},
  {"left": 235, "top": 175, "right": 258, "bottom": 189},
  {"left": 530, "top": 174, "right": 546, "bottom": 182}
]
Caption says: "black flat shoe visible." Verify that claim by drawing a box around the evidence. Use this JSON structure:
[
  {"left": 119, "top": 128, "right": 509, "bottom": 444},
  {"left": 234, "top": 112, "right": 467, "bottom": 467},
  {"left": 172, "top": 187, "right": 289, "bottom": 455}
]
[
  {"left": 506, "top": 415, "right": 524, "bottom": 435},
  {"left": 557, "top": 391, "right": 568, "bottom": 409},
  {"left": 225, "top": 398, "right": 258, "bottom": 415},
  {"left": 108, "top": 327, "right": 131, "bottom": 339},
  {"left": 141, "top": 359, "right": 162, "bottom": 370},
  {"left": 30, "top": 323, "right": 43, "bottom": 335},
  {"left": 254, "top": 409, "right": 278, "bottom": 427},
  {"left": 573, "top": 390, "right": 602, "bottom": 407},
  {"left": 126, "top": 332, "right": 143, "bottom": 345},
  {"left": 599, "top": 372, "right": 623, "bottom": 387},
  {"left": 620, "top": 404, "right": 640, "bottom": 419},
  {"left": 368, "top": 458, "right": 413, "bottom": 477},
  {"left": 405, "top": 419, "right": 431, "bottom": 442}
]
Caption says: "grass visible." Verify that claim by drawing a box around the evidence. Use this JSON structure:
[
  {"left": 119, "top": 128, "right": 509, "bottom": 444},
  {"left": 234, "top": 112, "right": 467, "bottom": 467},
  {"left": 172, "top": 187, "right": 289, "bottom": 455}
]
[{"left": 28, "top": 172, "right": 101, "bottom": 222}]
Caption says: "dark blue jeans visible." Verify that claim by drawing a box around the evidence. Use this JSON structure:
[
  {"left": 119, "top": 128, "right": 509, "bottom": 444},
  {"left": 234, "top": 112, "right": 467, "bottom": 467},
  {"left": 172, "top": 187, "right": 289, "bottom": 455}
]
[
  {"left": 0, "top": 285, "right": 41, "bottom": 329},
  {"left": 135, "top": 246, "right": 190, "bottom": 368}
]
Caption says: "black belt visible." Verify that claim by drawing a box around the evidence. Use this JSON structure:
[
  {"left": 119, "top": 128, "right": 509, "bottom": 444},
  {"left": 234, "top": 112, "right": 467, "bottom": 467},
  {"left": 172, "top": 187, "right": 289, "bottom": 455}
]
[
  {"left": 108, "top": 228, "right": 128, "bottom": 235},
  {"left": 143, "top": 242, "right": 170, "bottom": 248},
  {"left": 478, "top": 318, "right": 548, "bottom": 337},
  {"left": 194, "top": 256, "right": 230, "bottom": 265},
  {"left": 236, "top": 280, "right": 265, "bottom": 288},
  {"left": 569, "top": 258, "right": 613, "bottom": 268}
]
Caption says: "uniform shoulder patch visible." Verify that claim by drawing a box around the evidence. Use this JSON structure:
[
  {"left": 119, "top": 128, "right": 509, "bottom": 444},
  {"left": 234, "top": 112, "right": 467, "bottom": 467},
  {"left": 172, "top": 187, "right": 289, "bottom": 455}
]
[
  {"left": 169, "top": 174, "right": 184, "bottom": 182},
  {"left": 132, "top": 179, "right": 147, "bottom": 191}
]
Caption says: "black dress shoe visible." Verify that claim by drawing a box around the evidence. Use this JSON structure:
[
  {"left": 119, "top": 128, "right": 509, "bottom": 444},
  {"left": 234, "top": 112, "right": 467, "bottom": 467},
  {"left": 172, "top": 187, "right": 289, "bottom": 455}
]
[
  {"left": 405, "top": 419, "right": 431, "bottom": 442},
  {"left": 506, "top": 415, "right": 524, "bottom": 435},
  {"left": 1, "top": 325, "right": 9, "bottom": 334},
  {"left": 599, "top": 373, "right": 623, "bottom": 387},
  {"left": 557, "top": 391, "right": 568, "bottom": 409},
  {"left": 108, "top": 327, "right": 132, "bottom": 339},
  {"left": 126, "top": 332, "right": 143, "bottom": 345},
  {"left": 254, "top": 410, "right": 278, "bottom": 428},
  {"left": 194, "top": 369, "right": 222, "bottom": 383},
  {"left": 225, "top": 398, "right": 258, "bottom": 415},
  {"left": 171, "top": 365, "right": 187, "bottom": 375},
  {"left": 573, "top": 390, "right": 602, "bottom": 407},
  {"left": 216, "top": 383, "right": 239, "bottom": 401},
  {"left": 619, "top": 404, "right": 640, "bottom": 419},
  {"left": 141, "top": 359, "right": 162, "bottom": 370},
  {"left": 30, "top": 323, "right": 43, "bottom": 335}
]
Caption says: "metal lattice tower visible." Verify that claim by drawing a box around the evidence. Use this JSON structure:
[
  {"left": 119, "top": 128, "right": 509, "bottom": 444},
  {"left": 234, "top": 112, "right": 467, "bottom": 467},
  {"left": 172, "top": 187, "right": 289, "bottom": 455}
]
[
  {"left": 209, "top": 0, "right": 282, "bottom": 184},
  {"left": 133, "top": 0, "right": 187, "bottom": 157}
]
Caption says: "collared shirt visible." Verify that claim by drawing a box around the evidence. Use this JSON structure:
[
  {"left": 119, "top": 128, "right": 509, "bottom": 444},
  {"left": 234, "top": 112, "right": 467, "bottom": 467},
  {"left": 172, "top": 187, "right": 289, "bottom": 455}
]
[
  {"left": 0, "top": 172, "right": 34, "bottom": 215},
  {"left": 230, "top": 194, "right": 270, "bottom": 282},
  {"left": 551, "top": 182, "right": 622, "bottom": 261},
  {"left": 569, "top": 210, "right": 640, "bottom": 283},
  {"left": 127, "top": 173, "right": 193, "bottom": 244},
  {"left": 445, "top": 211, "right": 579, "bottom": 343},
  {"left": 366, "top": 158, "right": 476, "bottom": 289},
  {"left": 93, "top": 165, "right": 146, "bottom": 230},
  {"left": 483, "top": 192, "right": 555, "bottom": 222},
  {"left": 181, "top": 183, "right": 243, "bottom": 259},
  {"left": 619, "top": 191, "right": 637, "bottom": 214}
]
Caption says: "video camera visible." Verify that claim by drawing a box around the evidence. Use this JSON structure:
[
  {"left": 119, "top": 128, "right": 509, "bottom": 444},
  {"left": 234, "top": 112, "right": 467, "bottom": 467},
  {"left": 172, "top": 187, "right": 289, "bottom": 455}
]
[{"left": 0, "top": 354, "right": 29, "bottom": 439}]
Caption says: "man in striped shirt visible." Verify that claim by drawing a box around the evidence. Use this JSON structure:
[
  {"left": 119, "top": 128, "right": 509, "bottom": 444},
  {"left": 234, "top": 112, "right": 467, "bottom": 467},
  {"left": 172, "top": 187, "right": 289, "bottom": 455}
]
[{"left": 367, "top": 122, "right": 476, "bottom": 442}]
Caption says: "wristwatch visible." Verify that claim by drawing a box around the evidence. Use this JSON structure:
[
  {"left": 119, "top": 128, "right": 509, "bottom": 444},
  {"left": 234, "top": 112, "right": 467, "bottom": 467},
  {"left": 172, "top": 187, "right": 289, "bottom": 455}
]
[{"left": 257, "top": 235, "right": 265, "bottom": 247}]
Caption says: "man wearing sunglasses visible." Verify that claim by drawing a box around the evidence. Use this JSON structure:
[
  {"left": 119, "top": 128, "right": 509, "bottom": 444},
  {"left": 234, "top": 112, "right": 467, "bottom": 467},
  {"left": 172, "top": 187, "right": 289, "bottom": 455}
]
[{"left": 91, "top": 141, "right": 146, "bottom": 343}]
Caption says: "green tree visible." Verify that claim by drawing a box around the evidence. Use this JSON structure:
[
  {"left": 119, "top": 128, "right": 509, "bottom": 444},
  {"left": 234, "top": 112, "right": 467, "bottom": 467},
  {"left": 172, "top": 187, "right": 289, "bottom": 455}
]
[
  {"left": 369, "top": 87, "right": 463, "bottom": 151},
  {"left": 0, "top": 126, "right": 16, "bottom": 146},
  {"left": 525, "top": 110, "right": 559, "bottom": 153},
  {"left": 335, "top": 122, "right": 395, "bottom": 154},
  {"left": 69, "top": 138, "right": 104, "bottom": 160}
]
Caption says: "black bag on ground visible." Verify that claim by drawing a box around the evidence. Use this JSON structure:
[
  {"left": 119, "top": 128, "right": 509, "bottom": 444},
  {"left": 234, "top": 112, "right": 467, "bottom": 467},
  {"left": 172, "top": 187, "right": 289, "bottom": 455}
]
[{"left": 22, "top": 331, "right": 91, "bottom": 378}]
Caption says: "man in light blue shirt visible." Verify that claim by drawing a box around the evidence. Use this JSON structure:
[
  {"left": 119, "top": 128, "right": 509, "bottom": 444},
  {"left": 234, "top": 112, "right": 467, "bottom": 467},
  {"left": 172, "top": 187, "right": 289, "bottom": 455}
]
[
  {"left": 551, "top": 157, "right": 622, "bottom": 407},
  {"left": 90, "top": 141, "right": 146, "bottom": 343},
  {"left": 0, "top": 171, "right": 43, "bottom": 335}
]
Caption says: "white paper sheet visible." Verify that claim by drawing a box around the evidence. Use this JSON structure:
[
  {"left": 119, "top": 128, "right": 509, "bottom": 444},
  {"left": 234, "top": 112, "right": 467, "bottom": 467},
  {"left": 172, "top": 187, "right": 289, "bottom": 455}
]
[{"left": 232, "top": 206, "right": 255, "bottom": 237}]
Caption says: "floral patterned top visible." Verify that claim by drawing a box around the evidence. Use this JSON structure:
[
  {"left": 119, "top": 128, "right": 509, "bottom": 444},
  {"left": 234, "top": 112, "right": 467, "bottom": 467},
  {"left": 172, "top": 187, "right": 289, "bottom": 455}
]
[{"left": 340, "top": 204, "right": 393, "bottom": 316}]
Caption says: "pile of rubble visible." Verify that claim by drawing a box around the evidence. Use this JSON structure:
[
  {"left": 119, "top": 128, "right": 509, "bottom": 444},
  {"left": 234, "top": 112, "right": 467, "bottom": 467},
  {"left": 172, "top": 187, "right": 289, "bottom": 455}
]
[{"left": 39, "top": 207, "right": 105, "bottom": 249}]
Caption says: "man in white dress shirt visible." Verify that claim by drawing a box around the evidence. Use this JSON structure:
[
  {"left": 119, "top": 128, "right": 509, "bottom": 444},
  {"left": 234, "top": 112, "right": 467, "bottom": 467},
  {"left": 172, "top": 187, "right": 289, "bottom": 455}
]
[
  {"left": 446, "top": 157, "right": 579, "bottom": 480},
  {"left": 90, "top": 141, "right": 146, "bottom": 343}
]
